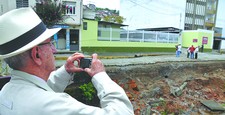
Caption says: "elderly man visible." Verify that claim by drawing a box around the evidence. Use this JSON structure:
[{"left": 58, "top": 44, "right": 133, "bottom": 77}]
[{"left": 0, "top": 8, "right": 134, "bottom": 115}]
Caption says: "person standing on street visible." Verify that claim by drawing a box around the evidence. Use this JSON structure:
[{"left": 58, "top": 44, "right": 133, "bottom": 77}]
[
  {"left": 0, "top": 8, "right": 134, "bottom": 115},
  {"left": 176, "top": 44, "right": 182, "bottom": 57},
  {"left": 189, "top": 45, "right": 195, "bottom": 59},
  {"left": 187, "top": 46, "right": 191, "bottom": 58},
  {"left": 194, "top": 46, "right": 199, "bottom": 59}
]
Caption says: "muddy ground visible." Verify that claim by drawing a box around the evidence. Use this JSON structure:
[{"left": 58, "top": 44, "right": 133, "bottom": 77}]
[{"left": 66, "top": 60, "right": 225, "bottom": 115}]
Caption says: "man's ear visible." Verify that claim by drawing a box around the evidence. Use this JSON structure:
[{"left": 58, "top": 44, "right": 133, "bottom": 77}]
[{"left": 31, "top": 47, "right": 42, "bottom": 65}]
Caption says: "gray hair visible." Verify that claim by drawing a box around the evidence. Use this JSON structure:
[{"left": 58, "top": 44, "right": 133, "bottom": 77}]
[{"left": 4, "top": 50, "right": 31, "bottom": 70}]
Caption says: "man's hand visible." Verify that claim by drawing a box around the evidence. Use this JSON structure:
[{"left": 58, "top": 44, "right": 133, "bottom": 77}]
[
  {"left": 84, "top": 54, "right": 105, "bottom": 77},
  {"left": 65, "top": 52, "right": 84, "bottom": 73}
]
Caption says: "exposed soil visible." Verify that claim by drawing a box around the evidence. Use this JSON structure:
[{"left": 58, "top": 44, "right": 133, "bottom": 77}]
[{"left": 66, "top": 61, "right": 225, "bottom": 115}]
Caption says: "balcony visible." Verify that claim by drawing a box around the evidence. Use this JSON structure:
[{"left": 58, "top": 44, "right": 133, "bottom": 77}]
[
  {"left": 214, "top": 33, "right": 222, "bottom": 37},
  {"left": 206, "top": 9, "right": 216, "bottom": 14},
  {"left": 62, "top": 0, "right": 82, "bottom": 25},
  {"left": 205, "top": 22, "right": 214, "bottom": 27}
]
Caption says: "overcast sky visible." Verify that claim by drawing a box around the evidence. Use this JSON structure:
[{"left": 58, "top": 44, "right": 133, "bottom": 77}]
[
  {"left": 83, "top": 0, "right": 120, "bottom": 10},
  {"left": 82, "top": 0, "right": 225, "bottom": 36}
]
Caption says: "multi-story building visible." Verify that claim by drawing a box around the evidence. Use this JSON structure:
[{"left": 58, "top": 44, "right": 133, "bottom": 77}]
[
  {"left": 184, "top": 0, "right": 218, "bottom": 30},
  {"left": 0, "top": 0, "right": 36, "bottom": 15}
]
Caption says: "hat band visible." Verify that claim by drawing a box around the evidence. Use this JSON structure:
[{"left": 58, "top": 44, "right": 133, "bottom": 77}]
[{"left": 0, "top": 22, "right": 46, "bottom": 55}]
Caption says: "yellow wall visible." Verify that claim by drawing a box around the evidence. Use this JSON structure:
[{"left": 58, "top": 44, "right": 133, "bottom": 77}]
[{"left": 182, "top": 30, "right": 214, "bottom": 49}]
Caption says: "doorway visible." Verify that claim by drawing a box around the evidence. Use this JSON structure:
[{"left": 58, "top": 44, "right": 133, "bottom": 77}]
[
  {"left": 213, "top": 39, "right": 221, "bottom": 50},
  {"left": 70, "top": 29, "right": 79, "bottom": 51}
]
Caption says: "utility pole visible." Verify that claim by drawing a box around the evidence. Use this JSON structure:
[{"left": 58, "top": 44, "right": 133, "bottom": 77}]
[{"left": 179, "top": 13, "right": 182, "bottom": 29}]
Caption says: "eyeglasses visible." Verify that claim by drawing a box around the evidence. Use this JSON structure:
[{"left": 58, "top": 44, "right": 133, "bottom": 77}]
[{"left": 38, "top": 40, "right": 56, "bottom": 47}]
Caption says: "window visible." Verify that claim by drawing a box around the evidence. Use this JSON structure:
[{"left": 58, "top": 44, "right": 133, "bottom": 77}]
[
  {"left": 65, "top": 2, "right": 76, "bottom": 15},
  {"left": 83, "top": 22, "right": 87, "bottom": 30},
  {"left": 98, "top": 30, "right": 101, "bottom": 36},
  {"left": 16, "top": 0, "right": 29, "bottom": 8}
]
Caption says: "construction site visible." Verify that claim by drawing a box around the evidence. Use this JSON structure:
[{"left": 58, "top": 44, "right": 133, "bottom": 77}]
[{"left": 63, "top": 52, "right": 225, "bottom": 115}]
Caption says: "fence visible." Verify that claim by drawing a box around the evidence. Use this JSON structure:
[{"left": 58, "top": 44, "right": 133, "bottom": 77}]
[{"left": 98, "top": 28, "right": 179, "bottom": 43}]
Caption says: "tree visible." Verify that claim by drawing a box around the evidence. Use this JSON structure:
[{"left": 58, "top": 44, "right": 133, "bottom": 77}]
[
  {"left": 103, "top": 15, "right": 125, "bottom": 24},
  {"left": 34, "top": 0, "right": 65, "bottom": 27},
  {"left": 95, "top": 7, "right": 125, "bottom": 24}
]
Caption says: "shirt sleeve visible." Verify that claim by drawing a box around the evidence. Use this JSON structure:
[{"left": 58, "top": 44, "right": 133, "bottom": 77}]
[
  {"left": 43, "top": 72, "right": 134, "bottom": 115},
  {"left": 91, "top": 72, "right": 134, "bottom": 114},
  {"left": 47, "top": 65, "right": 73, "bottom": 92}
]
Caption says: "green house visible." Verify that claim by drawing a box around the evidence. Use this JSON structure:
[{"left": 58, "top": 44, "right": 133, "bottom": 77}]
[{"left": 81, "top": 19, "right": 180, "bottom": 53}]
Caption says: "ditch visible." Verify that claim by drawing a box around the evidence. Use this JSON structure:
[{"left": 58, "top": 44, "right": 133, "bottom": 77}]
[{"left": 65, "top": 60, "right": 225, "bottom": 115}]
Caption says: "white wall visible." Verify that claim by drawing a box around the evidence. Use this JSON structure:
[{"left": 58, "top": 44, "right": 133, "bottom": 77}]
[
  {"left": 220, "top": 40, "right": 225, "bottom": 49},
  {"left": 120, "top": 0, "right": 186, "bottom": 30},
  {"left": 0, "top": 0, "right": 37, "bottom": 15},
  {"left": 62, "top": 0, "right": 82, "bottom": 25},
  {"left": 216, "top": 0, "right": 225, "bottom": 37}
]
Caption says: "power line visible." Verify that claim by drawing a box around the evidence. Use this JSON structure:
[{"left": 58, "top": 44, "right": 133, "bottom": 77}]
[{"left": 127, "top": 0, "right": 181, "bottom": 16}]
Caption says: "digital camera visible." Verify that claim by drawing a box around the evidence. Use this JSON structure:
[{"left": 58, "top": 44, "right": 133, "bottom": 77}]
[{"left": 80, "top": 58, "right": 92, "bottom": 69}]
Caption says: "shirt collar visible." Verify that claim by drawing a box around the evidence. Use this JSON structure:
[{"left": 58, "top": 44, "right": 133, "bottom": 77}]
[{"left": 10, "top": 70, "right": 53, "bottom": 91}]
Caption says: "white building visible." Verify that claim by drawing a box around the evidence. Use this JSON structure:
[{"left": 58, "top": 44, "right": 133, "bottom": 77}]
[{"left": 216, "top": 0, "right": 225, "bottom": 37}]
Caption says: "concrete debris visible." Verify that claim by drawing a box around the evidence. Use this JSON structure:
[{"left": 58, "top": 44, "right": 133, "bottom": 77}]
[{"left": 200, "top": 100, "right": 225, "bottom": 111}]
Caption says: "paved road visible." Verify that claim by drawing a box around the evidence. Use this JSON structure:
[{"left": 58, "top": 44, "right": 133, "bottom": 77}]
[{"left": 55, "top": 51, "right": 225, "bottom": 67}]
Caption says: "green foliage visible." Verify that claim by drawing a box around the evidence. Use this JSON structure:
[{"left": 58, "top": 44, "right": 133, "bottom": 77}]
[
  {"left": 34, "top": 0, "right": 65, "bottom": 27},
  {"left": 102, "top": 15, "right": 125, "bottom": 24},
  {"left": 114, "top": 16, "right": 125, "bottom": 24},
  {"left": 95, "top": 7, "right": 125, "bottom": 24},
  {"left": 222, "top": 103, "right": 225, "bottom": 107},
  {"left": 79, "top": 82, "right": 96, "bottom": 101},
  {"left": 0, "top": 60, "right": 10, "bottom": 76}
]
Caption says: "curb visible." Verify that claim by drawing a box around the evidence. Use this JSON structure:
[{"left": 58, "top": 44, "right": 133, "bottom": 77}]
[{"left": 54, "top": 54, "right": 173, "bottom": 60}]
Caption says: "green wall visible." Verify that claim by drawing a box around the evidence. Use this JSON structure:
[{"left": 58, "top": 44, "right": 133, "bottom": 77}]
[
  {"left": 81, "top": 19, "right": 178, "bottom": 52},
  {"left": 182, "top": 30, "right": 213, "bottom": 51},
  {"left": 81, "top": 19, "right": 98, "bottom": 46}
]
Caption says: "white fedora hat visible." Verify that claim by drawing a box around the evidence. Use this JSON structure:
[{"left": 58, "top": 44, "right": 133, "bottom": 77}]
[{"left": 0, "top": 7, "right": 61, "bottom": 59}]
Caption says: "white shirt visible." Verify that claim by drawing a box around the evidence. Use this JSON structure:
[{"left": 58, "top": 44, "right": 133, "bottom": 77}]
[
  {"left": 195, "top": 47, "right": 199, "bottom": 53},
  {"left": 177, "top": 45, "right": 182, "bottom": 51},
  {"left": 0, "top": 66, "right": 134, "bottom": 115}
]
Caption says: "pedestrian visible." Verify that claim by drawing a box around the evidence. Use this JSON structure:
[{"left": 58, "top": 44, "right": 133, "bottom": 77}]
[
  {"left": 0, "top": 8, "right": 134, "bottom": 115},
  {"left": 189, "top": 45, "right": 195, "bottom": 59},
  {"left": 176, "top": 44, "right": 182, "bottom": 57},
  {"left": 194, "top": 46, "right": 199, "bottom": 59},
  {"left": 187, "top": 46, "right": 190, "bottom": 58}
]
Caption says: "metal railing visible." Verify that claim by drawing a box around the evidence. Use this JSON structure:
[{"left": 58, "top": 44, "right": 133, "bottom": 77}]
[{"left": 98, "top": 28, "right": 179, "bottom": 43}]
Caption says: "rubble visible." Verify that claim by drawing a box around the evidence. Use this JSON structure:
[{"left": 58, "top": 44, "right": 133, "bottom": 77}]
[
  {"left": 65, "top": 61, "right": 225, "bottom": 115},
  {"left": 106, "top": 61, "right": 225, "bottom": 114}
]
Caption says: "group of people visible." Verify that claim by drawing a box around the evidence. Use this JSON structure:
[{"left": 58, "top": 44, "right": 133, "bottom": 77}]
[
  {"left": 187, "top": 45, "right": 199, "bottom": 59},
  {"left": 175, "top": 44, "right": 199, "bottom": 59}
]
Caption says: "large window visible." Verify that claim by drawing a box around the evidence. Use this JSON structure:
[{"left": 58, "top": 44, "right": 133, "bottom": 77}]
[
  {"left": 16, "top": 0, "right": 28, "bottom": 8},
  {"left": 65, "top": 2, "right": 76, "bottom": 15}
]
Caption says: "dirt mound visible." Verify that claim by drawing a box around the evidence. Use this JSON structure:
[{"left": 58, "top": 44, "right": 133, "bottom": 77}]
[{"left": 107, "top": 61, "right": 225, "bottom": 114}]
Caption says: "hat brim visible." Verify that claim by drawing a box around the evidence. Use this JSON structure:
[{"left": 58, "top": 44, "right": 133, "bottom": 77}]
[{"left": 0, "top": 28, "right": 61, "bottom": 59}]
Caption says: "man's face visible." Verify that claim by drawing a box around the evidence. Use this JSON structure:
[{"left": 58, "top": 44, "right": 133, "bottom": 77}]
[{"left": 38, "top": 38, "right": 57, "bottom": 74}]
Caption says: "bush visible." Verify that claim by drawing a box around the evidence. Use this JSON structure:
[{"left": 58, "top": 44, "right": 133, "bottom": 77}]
[{"left": 79, "top": 82, "right": 96, "bottom": 101}]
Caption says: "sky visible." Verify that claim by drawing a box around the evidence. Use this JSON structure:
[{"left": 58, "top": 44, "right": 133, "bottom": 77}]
[
  {"left": 120, "top": 0, "right": 186, "bottom": 30},
  {"left": 83, "top": 0, "right": 120, "bottom": 10},
  {"left": 82, "top": 0, "right": 225, "bottom": 36}
]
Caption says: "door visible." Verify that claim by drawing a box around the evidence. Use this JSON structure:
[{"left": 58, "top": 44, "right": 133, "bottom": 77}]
[{"left": 70, "top": 29, "right": 79, "bottom": 51}]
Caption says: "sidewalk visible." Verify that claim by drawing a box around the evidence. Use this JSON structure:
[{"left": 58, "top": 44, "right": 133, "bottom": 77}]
[{"left": 55, "top": 51, "right": 225, "bottom": 67}]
